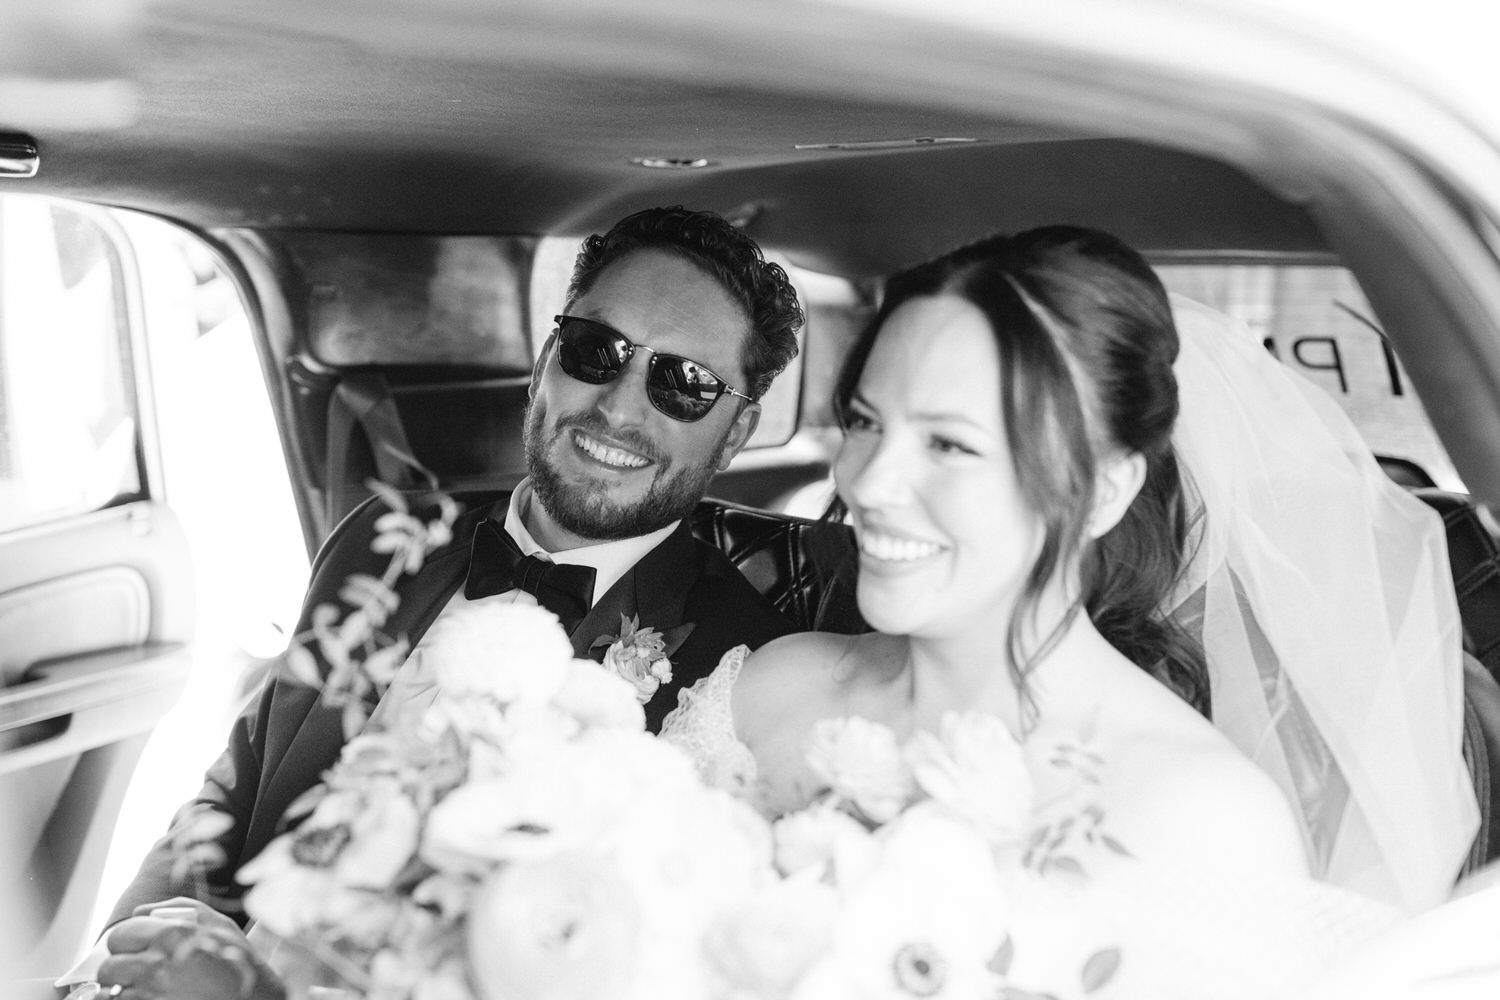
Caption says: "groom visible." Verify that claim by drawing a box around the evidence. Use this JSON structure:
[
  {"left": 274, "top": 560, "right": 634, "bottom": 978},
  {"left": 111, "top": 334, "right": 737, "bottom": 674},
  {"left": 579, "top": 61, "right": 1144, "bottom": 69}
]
[{"left": 102, "top": 206, "right": 805, "bottom": 933}]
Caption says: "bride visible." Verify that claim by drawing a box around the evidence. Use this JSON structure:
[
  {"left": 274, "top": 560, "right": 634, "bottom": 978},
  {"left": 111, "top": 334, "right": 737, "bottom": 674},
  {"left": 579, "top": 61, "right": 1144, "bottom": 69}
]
[{"left": 663, "top": 225, "right": 1480, "bottom": 990}]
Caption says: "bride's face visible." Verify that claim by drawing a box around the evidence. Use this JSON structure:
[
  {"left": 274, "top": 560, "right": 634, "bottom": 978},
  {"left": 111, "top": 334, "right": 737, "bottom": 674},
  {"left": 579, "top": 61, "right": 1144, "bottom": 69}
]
[{"left": 834, "top": 295, "right": 1046, "bottom": 639}]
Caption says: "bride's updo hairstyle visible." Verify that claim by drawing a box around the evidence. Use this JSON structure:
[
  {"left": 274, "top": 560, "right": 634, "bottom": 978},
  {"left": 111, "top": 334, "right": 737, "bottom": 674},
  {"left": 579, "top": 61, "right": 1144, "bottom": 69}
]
[{"left": 834, "top": 226, "right": 1209, "bottom": 716}]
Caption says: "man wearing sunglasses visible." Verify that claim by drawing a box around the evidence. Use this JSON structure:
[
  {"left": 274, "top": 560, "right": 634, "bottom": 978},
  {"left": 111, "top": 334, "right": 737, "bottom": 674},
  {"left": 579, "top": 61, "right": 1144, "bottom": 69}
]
[{"left": 89, "top": 209, "right": 805, "bottom": 983}]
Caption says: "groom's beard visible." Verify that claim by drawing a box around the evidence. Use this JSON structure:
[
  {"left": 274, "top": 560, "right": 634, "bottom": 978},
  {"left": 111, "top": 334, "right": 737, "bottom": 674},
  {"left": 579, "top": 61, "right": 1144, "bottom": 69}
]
[{"left": 523, "top": 400, "right": 720, "bottom": 541}]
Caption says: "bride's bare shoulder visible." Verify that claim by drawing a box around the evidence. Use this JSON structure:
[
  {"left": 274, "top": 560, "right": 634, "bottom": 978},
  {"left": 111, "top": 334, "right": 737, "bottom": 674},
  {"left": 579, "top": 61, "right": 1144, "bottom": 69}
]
[
  {"left": 731, "top": 631, "right": 891, "bottom": 743},
  {"left": 1102, "top": 720, "right": 1310, "bottom": 878}
]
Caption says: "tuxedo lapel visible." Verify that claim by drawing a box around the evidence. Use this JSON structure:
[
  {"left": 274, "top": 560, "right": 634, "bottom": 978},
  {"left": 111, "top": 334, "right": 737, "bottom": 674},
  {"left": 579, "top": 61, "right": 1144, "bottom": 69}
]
[{"left": 569, "top": 519, "right": 701, "bottom": 658}]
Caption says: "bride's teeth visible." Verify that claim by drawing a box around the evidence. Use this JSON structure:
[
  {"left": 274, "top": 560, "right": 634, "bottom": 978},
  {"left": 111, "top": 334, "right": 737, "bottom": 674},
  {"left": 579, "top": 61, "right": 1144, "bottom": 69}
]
[
  {"left": 576, "top": 433, "right": 649, "bottom": 468},
  {"left": 860, "top": 532, "right": 941, "bottom": 562}
]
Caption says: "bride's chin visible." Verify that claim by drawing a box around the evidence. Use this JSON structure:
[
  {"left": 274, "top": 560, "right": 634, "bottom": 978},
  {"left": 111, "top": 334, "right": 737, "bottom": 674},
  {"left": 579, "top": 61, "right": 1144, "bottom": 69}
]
[{"left": 856, "top": 589, "right": 926, "bottom": 635}]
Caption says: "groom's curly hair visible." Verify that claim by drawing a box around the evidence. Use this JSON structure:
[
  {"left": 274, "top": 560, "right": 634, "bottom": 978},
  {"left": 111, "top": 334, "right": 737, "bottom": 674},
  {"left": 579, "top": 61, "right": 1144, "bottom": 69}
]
[
  {"left": 831, "top": 226, "right": 1209, "bottom": 722},
  {"left": 565, "top": 206, "right": 804, "bottom": 401}
]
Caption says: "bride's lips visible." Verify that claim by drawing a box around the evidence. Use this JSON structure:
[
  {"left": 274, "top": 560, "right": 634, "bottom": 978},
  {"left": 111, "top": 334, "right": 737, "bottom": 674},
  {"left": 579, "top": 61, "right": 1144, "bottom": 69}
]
[{"left": 568, "top": 427, "right": 655, "bottom": 472}]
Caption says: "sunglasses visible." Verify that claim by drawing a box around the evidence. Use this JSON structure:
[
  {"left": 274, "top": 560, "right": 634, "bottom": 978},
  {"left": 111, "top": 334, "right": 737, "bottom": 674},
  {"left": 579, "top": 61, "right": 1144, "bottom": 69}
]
[{"left": 553, "top": 314, "right": 753, "bottom": 422}]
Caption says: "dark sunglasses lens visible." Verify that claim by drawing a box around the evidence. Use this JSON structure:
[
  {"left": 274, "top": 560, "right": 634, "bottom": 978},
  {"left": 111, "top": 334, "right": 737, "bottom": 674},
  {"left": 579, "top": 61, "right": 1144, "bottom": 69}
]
[
  {"left": 647, "top": 355, "right": 724, "bottom": 421},
  {"left": 556, "top": 318, "right": 628, "bottom": 383}
]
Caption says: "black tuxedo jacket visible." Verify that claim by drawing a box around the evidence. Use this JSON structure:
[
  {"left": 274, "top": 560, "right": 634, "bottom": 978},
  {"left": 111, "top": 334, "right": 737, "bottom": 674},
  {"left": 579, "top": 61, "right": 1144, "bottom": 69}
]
[{"left": 109, "top": 489, "right": 793, "bottom": 925}]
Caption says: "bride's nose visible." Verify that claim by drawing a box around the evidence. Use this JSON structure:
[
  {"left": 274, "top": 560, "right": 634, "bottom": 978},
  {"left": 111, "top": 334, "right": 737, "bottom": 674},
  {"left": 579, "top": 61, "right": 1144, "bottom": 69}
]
[{"left": 838, "top": 433, "right": 911, "bottom": 511}]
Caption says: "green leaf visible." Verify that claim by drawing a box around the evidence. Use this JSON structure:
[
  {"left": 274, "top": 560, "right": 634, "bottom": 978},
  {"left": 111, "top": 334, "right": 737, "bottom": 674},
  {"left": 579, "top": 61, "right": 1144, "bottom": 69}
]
[
  {"left": 1081, "top": 948, "right": 1122, "bottom": 993},
  {"left": 366, "top": 479, "right": 408, "bottom": 513},
  {"left": 988, "top": 934, "right": 1015, "bottom": 976},
  {"left": 342, "top": 700, "right": 370, "bottom": 741},
  {"left": 283, "top": 641, "right": 322, "bottom": 687},
  {"left": 1049, "top": 856, "right": 1085, "bottom": 877}
]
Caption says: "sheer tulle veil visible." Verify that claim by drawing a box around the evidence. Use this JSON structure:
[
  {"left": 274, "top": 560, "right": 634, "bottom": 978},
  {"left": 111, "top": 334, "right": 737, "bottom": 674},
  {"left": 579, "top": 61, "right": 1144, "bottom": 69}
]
[{"left": 1166, "top": 294, "right": 1478, "bottom": 911}]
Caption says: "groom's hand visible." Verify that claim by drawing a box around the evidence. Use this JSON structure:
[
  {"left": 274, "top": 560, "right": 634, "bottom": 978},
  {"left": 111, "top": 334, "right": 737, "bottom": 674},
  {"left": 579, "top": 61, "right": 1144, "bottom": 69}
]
[{"left": 97, "top": 900, "right": 284, "bottom": 1000}]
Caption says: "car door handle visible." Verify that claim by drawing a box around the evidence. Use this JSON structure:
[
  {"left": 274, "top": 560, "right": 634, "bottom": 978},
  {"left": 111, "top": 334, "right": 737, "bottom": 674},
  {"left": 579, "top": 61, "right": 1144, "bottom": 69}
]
[{"left": 0, "top": 644, "right": 191, "bottom": 769}]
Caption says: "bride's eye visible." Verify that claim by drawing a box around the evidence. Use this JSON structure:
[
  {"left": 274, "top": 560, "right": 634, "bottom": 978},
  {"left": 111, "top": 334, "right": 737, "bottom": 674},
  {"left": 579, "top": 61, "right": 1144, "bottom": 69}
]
[
  {"left": 929, "top": 434, "right": 979, "bottom": 456},
  {"left": 841, "top": 406, "right": 878, "bottom": 434}
]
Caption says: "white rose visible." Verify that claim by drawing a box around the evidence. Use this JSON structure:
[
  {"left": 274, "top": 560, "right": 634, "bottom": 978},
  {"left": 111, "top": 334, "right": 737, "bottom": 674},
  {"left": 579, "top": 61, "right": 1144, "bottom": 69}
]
[
  {"left": 705, "top": 873, "right": 838, "bottom": 997},
  {"left": 805, "top": 717, "right": 915, "bottom": 824},
  {"left": 906, "top": 711, "right": 1033, "bottom": 845},
  {"left": 553, "top": 658, "right": 648, "bottom": 731},
  {"left": 467, "top": 852, "right": 642, "bottom": 1000},
  {"left": 421, "top": 755, "right": 616, "bottom": 873},
  {"left": 772, "top": 801, "right": 878, "bottom": 881},
  {"left": 424, "top": 601, "right": 572, "bottom": 704}
]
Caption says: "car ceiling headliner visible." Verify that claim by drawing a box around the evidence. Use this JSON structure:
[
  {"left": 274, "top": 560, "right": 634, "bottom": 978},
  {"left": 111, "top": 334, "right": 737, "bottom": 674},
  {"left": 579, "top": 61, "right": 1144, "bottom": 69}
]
[{"left": 0, "top": 1, "right": 1330, "bottom": 277}]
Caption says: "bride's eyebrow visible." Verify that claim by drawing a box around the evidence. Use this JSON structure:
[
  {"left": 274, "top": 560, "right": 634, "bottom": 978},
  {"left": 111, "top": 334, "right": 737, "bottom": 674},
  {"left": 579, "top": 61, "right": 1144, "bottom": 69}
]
[{"left": 910, "top": 409, "right": 990, "bottom": 432}]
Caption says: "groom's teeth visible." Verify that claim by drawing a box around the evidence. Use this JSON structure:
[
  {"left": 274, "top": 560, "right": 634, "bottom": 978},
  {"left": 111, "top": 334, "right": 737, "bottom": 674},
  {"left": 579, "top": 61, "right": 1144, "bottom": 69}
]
[
  {"left": 860, "top": 532, "right": 941, "bottom": 562},
  {"left": 576, "top": 433, "right": 649, "bottom": 468}
]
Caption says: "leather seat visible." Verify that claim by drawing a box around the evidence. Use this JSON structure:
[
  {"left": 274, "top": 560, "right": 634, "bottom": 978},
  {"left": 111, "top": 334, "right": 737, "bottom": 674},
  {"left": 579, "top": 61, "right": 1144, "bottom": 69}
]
[
  {"left": 1460, "top": 652, "right": 1500, "bottom": 876},
  {"left": 1415, "top": 488, "right": 1500, "bottom": 683},
  {"left": 1412, "top": 488, "right": 1500, "bottom": 875},
  {"left": 691, "top": 499, "right": 865, "bottom": 635}
]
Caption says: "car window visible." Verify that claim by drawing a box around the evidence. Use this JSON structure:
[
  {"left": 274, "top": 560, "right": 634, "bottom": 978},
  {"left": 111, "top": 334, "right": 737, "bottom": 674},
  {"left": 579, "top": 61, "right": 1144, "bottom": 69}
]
[
  {"left": 1155, "top": 261, "right": 1462, "bottom": 491},
  {"left": 0, "top": 196, "right": 144, "bottom": 532},
  {"left": 286, "top": 233, "right": 536, "bottom": 371}
]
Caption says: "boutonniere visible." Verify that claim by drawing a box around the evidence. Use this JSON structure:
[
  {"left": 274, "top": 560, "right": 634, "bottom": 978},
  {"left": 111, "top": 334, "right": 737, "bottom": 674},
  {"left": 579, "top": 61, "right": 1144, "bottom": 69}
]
[{"left": 590, "top": 614, "right": 693, "bottom": 704}]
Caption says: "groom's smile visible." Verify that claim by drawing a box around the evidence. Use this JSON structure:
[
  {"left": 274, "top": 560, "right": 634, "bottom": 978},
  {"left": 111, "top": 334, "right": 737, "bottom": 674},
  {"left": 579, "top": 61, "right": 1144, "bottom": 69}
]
[{"left": 571, "top": 426, "right": 654, "bottom": 470}]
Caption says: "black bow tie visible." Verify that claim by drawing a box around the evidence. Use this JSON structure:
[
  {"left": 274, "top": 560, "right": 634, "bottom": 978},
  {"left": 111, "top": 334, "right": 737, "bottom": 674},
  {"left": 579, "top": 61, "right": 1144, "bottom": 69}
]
[{"left": 464, "top": 518, "right": 597, "bottom": 633}]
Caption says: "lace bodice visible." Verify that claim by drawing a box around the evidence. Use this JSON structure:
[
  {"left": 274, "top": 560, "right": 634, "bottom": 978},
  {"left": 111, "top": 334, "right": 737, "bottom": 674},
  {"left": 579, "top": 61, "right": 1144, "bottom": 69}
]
[{"left": 660, "top": 644, "right": 758, "bottom": 799}]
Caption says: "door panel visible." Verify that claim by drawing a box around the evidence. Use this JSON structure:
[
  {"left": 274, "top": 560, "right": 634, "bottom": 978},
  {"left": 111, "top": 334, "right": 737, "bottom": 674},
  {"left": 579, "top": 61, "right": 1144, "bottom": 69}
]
[
  {"left": 0, "top": 196, "right": 196, "bottom": 981},
  {"left": 0, "top": 509, "right": 194, "bottom": 980}
]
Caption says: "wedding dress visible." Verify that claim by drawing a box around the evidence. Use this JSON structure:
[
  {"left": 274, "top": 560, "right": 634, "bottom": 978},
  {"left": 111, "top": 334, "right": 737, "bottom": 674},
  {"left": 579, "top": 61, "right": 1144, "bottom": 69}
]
[{"left": 661, "top": 293, "right": 1485, "bottom": 997}]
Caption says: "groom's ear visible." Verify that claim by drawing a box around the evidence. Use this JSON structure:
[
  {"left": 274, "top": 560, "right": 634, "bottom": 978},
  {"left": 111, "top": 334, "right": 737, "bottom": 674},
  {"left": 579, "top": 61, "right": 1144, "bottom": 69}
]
[
  {"left": 528, "top": 333, "right": 556, "bottom": 401},
  {"left": 1088, "top": 450, "right": 1147, "bottom": 539},
  {"left": 715, "top": 401, "right": 761, "bottom": 471}
]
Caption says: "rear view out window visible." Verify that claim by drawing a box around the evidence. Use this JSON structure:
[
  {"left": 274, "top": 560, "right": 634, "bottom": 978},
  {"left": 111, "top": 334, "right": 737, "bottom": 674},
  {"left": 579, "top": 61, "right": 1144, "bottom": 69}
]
[
  {"left": 1156, "top": 262, "right": 1461, "bottom": 491},
  {"left": 0, "top": 197, "right": 143, "bottom": 531}
]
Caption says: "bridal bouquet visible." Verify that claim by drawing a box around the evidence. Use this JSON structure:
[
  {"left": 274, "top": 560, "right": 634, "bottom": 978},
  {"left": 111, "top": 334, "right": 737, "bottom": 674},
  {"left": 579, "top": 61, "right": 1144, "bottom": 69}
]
[
  {"left": 223, "top": 488, "right": 1129, "bottom": 1000},
  {"left": 238, "top": 599, "right": 776, "bottom": 1000},
  {"left": 237, "top": 601, "right": 1123, "bottom": 1000}
]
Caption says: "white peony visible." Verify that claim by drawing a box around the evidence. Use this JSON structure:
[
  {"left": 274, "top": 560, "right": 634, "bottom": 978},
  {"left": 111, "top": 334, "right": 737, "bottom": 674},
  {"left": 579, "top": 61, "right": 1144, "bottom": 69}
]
[
  {"left": 423, "top": 601, "right": 573, "bottom": 704},
  {"left": 905, "top": 711, "right": 1033, "bottom": 845},
  {"left": 772, "top": 800, "right": 878, "bottom": 882},
  {"left": 805, "top": 716, "right": 916, "bottom": 824},
  {"left": 553, "top": 657, "right": 648, "bottom": 731},
  {"left": 467, "top": 852, "right": 642, "bottom": 1000},
  {"left": 420, "top": 754, "right": 612, "bottom": 874},
  {"left": 801, "top": 805, "right": 1010, "bottom": 1000},
  {"left": 612, "top": 784, "right": 774, "bottom": 943},
  {"left": 705, "top": 871, "right": 838, "bottom": 998}
]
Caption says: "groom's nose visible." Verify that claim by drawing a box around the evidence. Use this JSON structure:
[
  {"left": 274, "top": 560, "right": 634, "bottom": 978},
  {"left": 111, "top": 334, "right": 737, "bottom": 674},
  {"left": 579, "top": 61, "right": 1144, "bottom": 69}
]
[{"left": 593, "top": 354, "right": 652, "bottom": 429}]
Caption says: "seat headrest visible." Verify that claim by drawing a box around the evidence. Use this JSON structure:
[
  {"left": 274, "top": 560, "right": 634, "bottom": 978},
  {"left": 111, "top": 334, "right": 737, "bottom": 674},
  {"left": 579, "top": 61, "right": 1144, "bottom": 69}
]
[{"left": 690, "top": 499, "right": 865, "bottom": 636}]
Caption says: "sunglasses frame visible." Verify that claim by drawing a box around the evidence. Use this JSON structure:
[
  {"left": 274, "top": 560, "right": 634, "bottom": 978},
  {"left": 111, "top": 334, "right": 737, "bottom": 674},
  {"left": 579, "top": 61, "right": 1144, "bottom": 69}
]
[{"left": 552, "top": 314, "right": 753, "bottom": 422}]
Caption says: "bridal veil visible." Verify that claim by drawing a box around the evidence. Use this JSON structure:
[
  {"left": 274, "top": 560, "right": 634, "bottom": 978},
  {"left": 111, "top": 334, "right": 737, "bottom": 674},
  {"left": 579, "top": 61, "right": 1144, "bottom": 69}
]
[{"left": 1166, "top": 294, "right": 1479, "bottom": 912}]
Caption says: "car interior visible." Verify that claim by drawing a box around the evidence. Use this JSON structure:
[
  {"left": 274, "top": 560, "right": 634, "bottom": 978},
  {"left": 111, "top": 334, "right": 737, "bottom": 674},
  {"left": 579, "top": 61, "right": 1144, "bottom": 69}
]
[{"left": 4, "top": 0, "right": 1500, "bottom": 981}]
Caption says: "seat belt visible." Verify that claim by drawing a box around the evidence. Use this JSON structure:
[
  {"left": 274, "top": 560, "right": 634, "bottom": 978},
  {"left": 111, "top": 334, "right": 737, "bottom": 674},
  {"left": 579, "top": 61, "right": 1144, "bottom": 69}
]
[{"left": 324, "top": 371, "right": 437, "bottom": 530}]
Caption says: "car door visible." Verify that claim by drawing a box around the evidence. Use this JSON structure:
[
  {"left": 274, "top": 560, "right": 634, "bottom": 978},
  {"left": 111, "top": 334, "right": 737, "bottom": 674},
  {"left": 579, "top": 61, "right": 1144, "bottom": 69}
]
[{"left": 0, "top": 195, "right": 194, "bottom": 979}]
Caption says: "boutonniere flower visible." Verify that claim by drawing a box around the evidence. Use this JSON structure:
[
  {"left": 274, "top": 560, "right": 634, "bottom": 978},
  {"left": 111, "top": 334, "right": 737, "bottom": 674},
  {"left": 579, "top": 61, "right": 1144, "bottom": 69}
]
[{"left": 591, "top": 614, "right": 680, "bottom": 704}]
